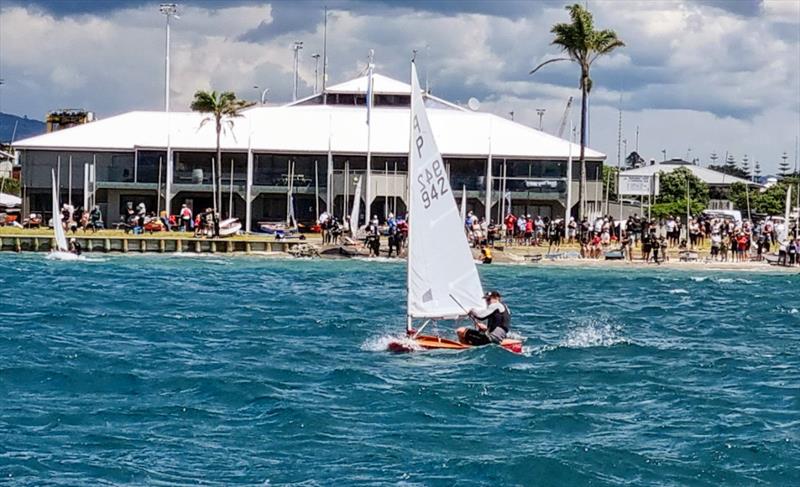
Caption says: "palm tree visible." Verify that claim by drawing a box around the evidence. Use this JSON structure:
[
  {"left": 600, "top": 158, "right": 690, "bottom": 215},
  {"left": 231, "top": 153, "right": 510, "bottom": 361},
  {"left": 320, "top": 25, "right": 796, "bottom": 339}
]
[
  {"left": 530, "top": 3, "right": 624, "bottom": 219},
  {"left": 190, "top": 90, "right": 253, "bottom": 216}
]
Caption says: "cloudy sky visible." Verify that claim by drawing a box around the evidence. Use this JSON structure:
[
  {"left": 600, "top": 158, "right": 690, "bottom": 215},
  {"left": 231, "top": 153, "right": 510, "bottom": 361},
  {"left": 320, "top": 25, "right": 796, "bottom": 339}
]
[{"left": 1, "top": 0, "right": 798, "bottom": 173}]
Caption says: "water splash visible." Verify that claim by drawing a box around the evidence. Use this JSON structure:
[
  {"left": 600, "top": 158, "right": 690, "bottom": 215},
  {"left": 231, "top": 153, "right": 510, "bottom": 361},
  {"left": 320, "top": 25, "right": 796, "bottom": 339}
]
[
  {"left": 361, "top": 334, "right": 422, "bottom": 352},
  {"left": 560, "top": 319, "right": 629, "bottom": 349}
]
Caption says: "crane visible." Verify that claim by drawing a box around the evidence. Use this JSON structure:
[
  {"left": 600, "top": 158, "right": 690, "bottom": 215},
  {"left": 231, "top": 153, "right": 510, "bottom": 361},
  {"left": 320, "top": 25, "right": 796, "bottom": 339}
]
[{"left": 556, "top": 96, "right": 573, "bottom": 138}]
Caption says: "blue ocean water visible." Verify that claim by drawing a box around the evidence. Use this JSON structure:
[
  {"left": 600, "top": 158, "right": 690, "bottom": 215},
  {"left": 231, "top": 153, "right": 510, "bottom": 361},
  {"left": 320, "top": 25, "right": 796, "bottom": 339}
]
[{"left": 0, "top": 254, "right": 798, "bottom": 486}]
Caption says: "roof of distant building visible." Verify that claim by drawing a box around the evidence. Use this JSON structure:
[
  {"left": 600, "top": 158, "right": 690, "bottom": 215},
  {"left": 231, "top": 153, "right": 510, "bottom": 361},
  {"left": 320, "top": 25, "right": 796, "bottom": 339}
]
[
  {"left": 621, "top": 158, "right": 758, "bottom": 186},
  {"left": 13, "top": 72, "right": 606, "bottom": 161}
]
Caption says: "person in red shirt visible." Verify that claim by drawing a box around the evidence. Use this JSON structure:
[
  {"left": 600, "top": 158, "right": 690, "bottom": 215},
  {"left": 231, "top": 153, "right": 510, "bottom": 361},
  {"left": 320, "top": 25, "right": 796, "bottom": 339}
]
[
  {"left": 504, "top": 212, "right": 517, "bottom": 244},
  {"left": 525, "top": 216, "right": 534, "bottom": 245}
]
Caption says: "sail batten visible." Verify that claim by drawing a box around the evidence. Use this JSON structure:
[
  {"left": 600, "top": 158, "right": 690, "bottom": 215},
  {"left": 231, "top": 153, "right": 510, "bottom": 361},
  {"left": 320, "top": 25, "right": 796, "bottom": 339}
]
[{"left": 406, "top": 63, "right": 484, "bottom": 320}]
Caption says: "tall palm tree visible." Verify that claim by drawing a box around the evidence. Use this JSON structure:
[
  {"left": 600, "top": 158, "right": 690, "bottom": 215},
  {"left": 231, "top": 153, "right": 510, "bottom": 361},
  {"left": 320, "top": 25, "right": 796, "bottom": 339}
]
[
  {"left": 530, "top": 3, "right": 624, "bottom": 220},
  {"left": 190, "top": 90, "right": 253, "bottom": 216}
]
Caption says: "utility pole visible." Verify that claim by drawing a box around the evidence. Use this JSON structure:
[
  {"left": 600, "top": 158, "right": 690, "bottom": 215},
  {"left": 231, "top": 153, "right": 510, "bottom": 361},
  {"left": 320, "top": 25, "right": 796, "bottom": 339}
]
[
  {"left": 536, "top": 108, "right": 545, "bottom": 130},
  {"left": 312, "top": 53, "right": 321, "bottom": 94},
  {"left": 159, "top": 3, "right": 177, "bottom": 112},
  {"left": 321, "top": 6, "right": 328, "bottom": 96},
  {"left": 159, "top": 3, "right": 178, "bottom": 217},
  {"left": 292, "top": 41, "right": 303, "bottom": 102}
]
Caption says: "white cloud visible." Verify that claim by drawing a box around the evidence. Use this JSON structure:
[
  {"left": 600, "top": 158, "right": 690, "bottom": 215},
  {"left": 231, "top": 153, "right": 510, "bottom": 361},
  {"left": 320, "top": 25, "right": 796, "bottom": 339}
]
[{"left": 0, "top": 1, "right": 798, "bottom": 173}]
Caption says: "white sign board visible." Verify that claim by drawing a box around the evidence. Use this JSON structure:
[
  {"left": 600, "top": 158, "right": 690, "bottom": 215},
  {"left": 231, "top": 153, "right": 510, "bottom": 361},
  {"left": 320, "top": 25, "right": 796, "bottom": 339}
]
[{"left": 619, "top": 174, "right": 659, "bottom": 196}]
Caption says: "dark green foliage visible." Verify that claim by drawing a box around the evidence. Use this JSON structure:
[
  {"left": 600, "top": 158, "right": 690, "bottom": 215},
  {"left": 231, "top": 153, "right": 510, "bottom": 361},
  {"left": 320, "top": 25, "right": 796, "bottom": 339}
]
[{"left": 0, "top": 177, "right": 20, "bottom": 196}]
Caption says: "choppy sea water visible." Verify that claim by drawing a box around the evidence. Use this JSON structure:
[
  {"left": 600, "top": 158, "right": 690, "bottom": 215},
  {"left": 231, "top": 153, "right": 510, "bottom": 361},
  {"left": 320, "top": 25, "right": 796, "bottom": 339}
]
[{"left": 1, "top": 254, "right": 798, "bottom": 486}]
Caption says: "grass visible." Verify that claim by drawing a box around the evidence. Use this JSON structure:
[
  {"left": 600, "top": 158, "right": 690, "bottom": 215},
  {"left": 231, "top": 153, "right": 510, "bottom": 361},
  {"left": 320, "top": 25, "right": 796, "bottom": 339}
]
[{"left": 0, "top": 226, "right": 324, "bottom": 243}]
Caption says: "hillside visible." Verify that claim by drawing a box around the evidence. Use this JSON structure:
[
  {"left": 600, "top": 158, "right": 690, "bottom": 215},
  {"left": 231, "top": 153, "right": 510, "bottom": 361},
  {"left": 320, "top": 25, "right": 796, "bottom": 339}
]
[{"left": 0, "top": 112, "right": 46, "bottom": 143}]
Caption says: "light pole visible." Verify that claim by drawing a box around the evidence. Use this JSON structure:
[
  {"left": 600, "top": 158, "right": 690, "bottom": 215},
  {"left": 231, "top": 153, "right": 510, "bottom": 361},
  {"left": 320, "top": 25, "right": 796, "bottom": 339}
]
[
  {"left": 312, "top": 53, "right": 320, "bottom": 94},
  {"left": 292, "top": 41, "right": 303, "bottom": 101},
  {"left": 159, "top": 3, "right": 178, "bottom": 112},
  {"left": 253, "top": 86, "right": 269, "bottom": 105},
  {"left": 661, "top": 149, "right": 667, "bottom": 161},
  {"left": 536, "top": 108, "right": 545, "bottom": 130}
]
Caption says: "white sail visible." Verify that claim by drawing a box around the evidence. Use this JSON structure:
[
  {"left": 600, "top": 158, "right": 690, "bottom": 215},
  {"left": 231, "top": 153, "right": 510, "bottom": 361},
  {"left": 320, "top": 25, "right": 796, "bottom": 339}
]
[
  {"left": 786, "top": 186, "right": 792, "bottom": 225},
  {"left": 51, "top": 169, "right": 68, "bottom": 252},
  {"left": 350, "top": 175, "right": 363, "bottom": 236},
  {"left": 460, "top": 185, "right": 467, "bottom": 224},
  {"left": 407, "top": 63, "right": 484, "bottom": 319}
]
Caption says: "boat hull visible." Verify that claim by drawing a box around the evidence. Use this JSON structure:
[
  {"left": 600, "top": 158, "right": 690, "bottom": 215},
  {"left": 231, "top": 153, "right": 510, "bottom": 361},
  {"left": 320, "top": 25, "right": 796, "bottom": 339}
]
[{"left": 388, "top": 334, "right": 523, "bottom": 354}]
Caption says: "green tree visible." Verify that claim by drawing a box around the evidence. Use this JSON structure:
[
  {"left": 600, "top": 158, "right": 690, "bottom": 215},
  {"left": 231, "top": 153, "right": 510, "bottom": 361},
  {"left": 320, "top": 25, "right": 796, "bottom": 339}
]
[
  {"left": 753, "top": 183, "right": 792, "bottom": 215},
  {"left": 0, "top": 177, "right": 20, "bottom": 196},
  {"left": 603, "top": 165, "right": 618, "bottom": 202},
  {"left": 190, "top": 90, "right": 253, "bottom": 216},
  {"left": 708, "top": 164, "right": 749, "bottom": 179},
  {"left": 651, "top": 167, "right": 709, "bottom": 219},
  {"left": 729, "top": 181, "right": 794, "bottom": 216},
  {"left": 530, "top": 3, "right": 624, "bottom": 219}
]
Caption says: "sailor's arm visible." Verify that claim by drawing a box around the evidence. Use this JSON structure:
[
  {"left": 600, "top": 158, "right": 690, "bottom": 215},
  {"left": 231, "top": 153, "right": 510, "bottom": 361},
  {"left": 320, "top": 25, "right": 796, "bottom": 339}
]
[{"left": 469, "top": 302, "right": 503, "bottom": 320}]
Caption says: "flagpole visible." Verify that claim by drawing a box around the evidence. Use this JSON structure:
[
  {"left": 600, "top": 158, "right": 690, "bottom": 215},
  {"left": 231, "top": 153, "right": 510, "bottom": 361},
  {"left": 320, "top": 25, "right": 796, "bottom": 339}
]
[
  {"left": 384, "top": 160, "right": 389, "bottom": 218},
  {"left": 564, "top": 121, "right": 574, "bottom": 239},
  {"left": 327, "top": 114, "right": 333, "bottom": 215},
  {"left": 365, "top": 49, "right": 374, "bottom": 222}
]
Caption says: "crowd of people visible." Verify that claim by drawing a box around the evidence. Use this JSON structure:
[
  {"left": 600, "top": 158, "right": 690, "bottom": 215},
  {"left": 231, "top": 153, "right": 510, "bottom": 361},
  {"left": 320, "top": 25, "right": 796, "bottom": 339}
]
[
  {"left": 488, "top": 210, "right": 799, "bottom": 265},
  {"left": 116, "top": 202, "right": 227, "bottom": 238},
  {"left": 49, "top": 203, "right": 104, "bottom": 233},
  {"left": 318, "top": 211, "right": 408, "bottom": 258}
]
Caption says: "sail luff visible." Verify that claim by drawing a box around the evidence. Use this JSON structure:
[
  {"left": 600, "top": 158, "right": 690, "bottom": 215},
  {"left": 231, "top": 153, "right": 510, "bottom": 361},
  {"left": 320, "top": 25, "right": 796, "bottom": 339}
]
[
  {"left": 51, "top": 169, "right": 68, "bottom": 252},
  {"left": 350, "top": 175, "right": 363, "bottom": 236}
]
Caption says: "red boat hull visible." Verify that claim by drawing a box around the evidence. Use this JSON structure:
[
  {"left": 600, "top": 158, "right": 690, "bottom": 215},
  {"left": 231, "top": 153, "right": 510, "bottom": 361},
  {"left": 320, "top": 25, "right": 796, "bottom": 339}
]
[{"left": 387, "top": 334, "right": 523, "bottom": 354}]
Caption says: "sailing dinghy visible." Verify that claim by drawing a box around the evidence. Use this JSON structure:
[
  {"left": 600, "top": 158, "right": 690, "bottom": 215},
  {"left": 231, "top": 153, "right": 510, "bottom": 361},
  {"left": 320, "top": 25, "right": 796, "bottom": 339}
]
[
  {"left": 47, "top": 169, "right": 82, "bottom": 261},
  {"left": 388, "top": 63, "right": 522, "bottom": 354}
]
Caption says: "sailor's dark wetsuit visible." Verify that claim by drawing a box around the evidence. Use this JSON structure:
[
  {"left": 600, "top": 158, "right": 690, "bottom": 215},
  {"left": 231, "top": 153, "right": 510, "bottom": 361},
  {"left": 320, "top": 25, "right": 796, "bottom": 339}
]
[{"left": 463, "top": 302, "right": 510, "bottom": 345}]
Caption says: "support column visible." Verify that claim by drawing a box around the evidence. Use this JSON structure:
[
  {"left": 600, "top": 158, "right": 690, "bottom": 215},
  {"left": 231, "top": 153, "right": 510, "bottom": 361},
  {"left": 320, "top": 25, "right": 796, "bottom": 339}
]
[
  {"left": 83, "top": 162, "right": 90, "bottom": 210},
  {"left": 165, "top": 147, "right": 173, "bottom": 216},
  {"left": 246, "top": 146, "right": 253, "bottom": 233},
  {"left": 485, "top": 155, "right": 493, "bottom": 223}
]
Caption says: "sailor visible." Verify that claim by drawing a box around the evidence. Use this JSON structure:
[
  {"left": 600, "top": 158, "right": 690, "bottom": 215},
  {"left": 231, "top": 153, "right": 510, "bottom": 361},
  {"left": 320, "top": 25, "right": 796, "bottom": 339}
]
[
  {"left": 69, "top": 238, "right": 82, "bottom": 256},
  {"left": 457, "top": 291, "right": 510, "bottom": 346}
]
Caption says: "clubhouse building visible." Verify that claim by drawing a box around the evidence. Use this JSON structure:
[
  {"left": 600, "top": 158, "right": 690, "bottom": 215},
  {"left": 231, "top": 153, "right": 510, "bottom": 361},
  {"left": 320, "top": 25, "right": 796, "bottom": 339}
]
[{"left": 13, "top": 73, "right": 606, "bottom": 229}]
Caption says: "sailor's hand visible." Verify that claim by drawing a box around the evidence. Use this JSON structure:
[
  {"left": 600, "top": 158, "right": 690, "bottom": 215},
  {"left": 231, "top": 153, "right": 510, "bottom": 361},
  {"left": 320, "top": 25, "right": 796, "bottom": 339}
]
[{"left": 476, "top": 323, "right": 487, "bottom": 331}]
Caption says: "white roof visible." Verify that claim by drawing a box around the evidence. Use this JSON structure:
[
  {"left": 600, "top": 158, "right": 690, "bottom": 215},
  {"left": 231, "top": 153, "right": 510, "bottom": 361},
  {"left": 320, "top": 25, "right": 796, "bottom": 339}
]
[
  {"left": 13, "top": 73, "right": 605, "bottom": 160},
  {"left": 326, "top": 73, "right": 412, "bottom": 95},
  {"left": 622, "top": 160, "right": 757, "bottom": 186}
]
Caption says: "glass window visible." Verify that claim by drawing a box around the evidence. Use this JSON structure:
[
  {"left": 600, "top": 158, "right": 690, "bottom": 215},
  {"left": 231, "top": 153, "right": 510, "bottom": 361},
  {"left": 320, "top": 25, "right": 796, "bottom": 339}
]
[
  {"left": 446, "top": 158, "right": 486, "bottom": 191},
  {"left": 174, "top": 152, "right": 214, "bottom": 184},
  {"left": 137, "top": 151, "right": 166, "bottom": 183}
]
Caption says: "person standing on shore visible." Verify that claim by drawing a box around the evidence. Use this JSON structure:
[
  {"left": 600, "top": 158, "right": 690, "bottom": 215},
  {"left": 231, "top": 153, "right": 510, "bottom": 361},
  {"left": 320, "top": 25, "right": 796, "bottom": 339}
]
[
  {"left": 504, "top": 212, "right": 517, "bottom": 245},
  {"left": 180, "top": 204, "right": 193, "bottom": 232}
]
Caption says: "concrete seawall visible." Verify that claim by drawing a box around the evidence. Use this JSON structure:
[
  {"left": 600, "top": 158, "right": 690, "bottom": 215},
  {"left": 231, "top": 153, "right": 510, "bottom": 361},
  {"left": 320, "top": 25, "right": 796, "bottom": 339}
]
[{"left": 0, "top": 235, "right": 302, "bottom": 254}]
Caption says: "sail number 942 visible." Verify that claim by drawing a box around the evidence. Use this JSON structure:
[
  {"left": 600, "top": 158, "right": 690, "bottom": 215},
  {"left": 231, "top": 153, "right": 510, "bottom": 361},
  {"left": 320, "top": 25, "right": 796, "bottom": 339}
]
[{"left": 417, "top": 159, "right": 448, "bottom": 209}]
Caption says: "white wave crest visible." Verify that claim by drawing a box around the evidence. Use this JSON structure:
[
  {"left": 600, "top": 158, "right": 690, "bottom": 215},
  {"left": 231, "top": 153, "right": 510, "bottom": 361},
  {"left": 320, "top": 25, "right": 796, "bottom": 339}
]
[
  {"left": 560, "top": 320, "right": 628, "bottom": 349},
  {"left": 669, "top": 288, "right": 689, "bottom": 294}
]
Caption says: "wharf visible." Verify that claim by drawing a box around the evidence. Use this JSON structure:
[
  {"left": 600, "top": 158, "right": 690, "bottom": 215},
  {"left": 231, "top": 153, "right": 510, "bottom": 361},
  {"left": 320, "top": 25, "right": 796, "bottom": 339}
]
[{"left": 0, "top": 234, "right": 304, "bottom": 254}]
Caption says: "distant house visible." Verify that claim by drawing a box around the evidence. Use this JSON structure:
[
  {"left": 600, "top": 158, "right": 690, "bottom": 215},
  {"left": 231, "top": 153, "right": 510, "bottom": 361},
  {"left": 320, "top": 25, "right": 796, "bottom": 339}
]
[{"left": 620, "top": 158, "right": 759, "bottom": 210}]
